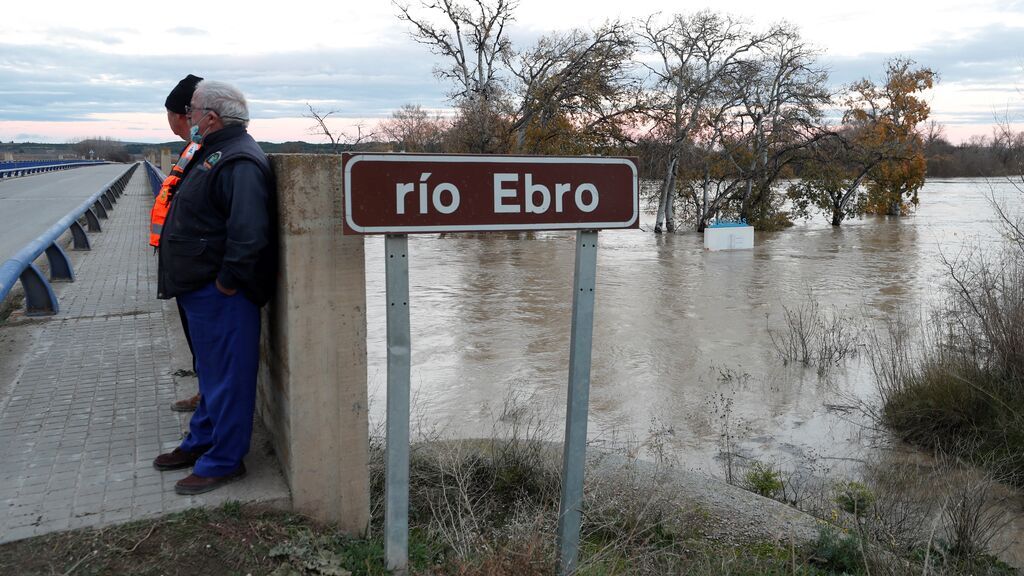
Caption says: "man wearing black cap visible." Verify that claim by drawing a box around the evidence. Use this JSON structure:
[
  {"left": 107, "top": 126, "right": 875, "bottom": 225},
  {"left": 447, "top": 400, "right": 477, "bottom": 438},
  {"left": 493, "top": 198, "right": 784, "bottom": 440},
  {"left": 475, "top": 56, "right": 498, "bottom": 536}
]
[
  {"left": 152, "top": 74, "right": 204, "bottom": 413},
  {"left": 152, "top": 80, "right": 276, "bottom": 495}
]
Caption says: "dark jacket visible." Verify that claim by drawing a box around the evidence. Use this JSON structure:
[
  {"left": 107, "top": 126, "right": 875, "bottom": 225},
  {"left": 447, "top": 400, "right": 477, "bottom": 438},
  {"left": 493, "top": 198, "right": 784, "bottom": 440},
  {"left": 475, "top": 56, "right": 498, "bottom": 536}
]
[{"left": 157, "top": 125, "right": 277, "bottom": 306}]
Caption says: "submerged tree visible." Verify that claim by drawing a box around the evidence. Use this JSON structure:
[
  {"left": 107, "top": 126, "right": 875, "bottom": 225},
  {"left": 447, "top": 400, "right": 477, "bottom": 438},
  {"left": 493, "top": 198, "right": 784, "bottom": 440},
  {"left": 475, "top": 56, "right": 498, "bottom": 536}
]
[
  {"left": 395, "top": 0, "right": 641, "bottom": 155},
  {"left": 640, "top": 11, "right": 764, "bottom": 233},
  {"left": 848, "top": 58, "right": 936, "bottom": 216},
  {"left": 787, "top": 129, "right": 886, "bottom": 226},
  {"left": 789, "top": 58, "right": 935, "bottom": 225},
  {"left": 728, "top": 23, "right": 830, "bottom": 228},
  {"left": 640, "top": 13, "right": 830, "bottom": 232}
]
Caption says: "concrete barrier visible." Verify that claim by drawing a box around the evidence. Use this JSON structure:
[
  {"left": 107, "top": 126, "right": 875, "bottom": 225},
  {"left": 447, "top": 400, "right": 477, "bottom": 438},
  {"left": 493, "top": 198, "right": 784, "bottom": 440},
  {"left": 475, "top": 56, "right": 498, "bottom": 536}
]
[{"left": 259, "top": 154, "right": 370, "bottom": 535}]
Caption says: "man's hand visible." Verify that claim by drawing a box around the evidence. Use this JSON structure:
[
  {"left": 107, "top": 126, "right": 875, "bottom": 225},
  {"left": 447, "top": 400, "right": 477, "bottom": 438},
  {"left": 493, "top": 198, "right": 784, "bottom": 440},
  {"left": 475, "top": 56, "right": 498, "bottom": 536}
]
[{"left": 215, "top": 279, "right": 237, "bottom": 296}]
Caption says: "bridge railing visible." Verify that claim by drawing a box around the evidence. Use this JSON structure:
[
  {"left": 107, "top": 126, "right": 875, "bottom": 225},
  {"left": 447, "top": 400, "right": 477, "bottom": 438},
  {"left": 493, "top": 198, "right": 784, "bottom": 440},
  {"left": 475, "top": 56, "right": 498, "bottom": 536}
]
[
  {"left": 0, "top": 160, "right": 108, "bottom": 180},
  {"left": 143, "top": 161, "right": 165, "bottom": 196},
  {"left": 0, "top": 162, "right": 139, "bottom": 316}
]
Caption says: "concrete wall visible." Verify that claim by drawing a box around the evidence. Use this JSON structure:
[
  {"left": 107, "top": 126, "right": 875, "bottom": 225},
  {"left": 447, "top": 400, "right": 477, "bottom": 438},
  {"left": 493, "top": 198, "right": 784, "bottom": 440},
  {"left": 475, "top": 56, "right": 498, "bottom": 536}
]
[{"left": 259, "top": 154, "right": 369, "bottom": 535}]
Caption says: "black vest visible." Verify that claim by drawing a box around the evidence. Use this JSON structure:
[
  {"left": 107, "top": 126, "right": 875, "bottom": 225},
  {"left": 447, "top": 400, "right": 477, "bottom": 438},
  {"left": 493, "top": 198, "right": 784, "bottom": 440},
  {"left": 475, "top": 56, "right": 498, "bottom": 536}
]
[{"left": 157, "top": 126, "right": 276, "bottom": 305}]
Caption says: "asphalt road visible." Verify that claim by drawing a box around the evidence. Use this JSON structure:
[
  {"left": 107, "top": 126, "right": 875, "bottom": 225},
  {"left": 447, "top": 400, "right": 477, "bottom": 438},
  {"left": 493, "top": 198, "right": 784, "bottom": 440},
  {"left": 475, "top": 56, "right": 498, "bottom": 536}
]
[{"left": 0, "top": 164, "right": 134, "bottom": 264}]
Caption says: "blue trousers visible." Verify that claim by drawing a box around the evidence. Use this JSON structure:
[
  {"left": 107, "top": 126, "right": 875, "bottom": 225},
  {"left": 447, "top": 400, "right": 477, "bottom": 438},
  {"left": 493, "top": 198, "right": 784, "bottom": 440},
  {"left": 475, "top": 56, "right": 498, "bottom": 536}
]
[{"left": 177, "top": 282, "right": 260, "bottom": 477}]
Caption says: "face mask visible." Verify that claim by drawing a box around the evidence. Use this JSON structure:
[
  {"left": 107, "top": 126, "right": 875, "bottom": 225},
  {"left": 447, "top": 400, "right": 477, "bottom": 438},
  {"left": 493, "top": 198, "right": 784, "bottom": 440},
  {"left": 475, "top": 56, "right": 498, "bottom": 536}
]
[{"left": 189, "top": 123, "right": 203, "bottom": 144}]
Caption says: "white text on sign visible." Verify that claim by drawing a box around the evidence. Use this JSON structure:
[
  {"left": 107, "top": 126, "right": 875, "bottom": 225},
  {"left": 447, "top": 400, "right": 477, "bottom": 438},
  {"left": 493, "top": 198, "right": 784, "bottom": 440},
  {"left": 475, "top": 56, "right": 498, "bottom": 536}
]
[{"left": 395, "top": 172, "right": 600, "bottom": 216}]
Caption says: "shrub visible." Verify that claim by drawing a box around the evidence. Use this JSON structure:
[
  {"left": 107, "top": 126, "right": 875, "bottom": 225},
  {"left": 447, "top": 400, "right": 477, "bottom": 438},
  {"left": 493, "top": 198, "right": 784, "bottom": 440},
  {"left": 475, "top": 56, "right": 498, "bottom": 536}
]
[
  {"left": 809, "top": 528, "right": 866, "bottom": 574},
  {"left": 833, "top": 481, "right": 875, "bottom": 517},
  {"left": 743, "top": 461, "right": 784, "bottom": 499},
  {"left": 768, "top": 296, "right": 862, "bottom": 376}
]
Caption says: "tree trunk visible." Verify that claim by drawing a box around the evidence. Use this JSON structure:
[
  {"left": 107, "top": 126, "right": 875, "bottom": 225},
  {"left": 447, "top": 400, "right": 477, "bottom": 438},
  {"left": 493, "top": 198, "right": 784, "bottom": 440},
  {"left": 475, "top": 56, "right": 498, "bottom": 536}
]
[
  {"left": 699, "top": 178, "right": 709, "bottom": 232},
  {"left": 654, "top": 155, "right": 678, "bottom": 234},
  {"left": 515, "top": 125, "right": 527, "bottom": 152},
  {"left": 831, "top": 210, "right": 843, "bottom": 227},
  {"left": 665, "top": 182, "right": 676, "bottom": 233}
]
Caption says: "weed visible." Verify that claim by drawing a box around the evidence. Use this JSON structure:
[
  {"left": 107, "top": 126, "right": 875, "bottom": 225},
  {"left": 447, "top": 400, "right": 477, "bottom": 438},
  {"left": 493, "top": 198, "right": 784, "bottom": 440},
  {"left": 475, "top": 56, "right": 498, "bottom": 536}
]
[
  {"left": 220, "top": 500, "right": 243, "bottom": 519},
  {"left": 867, "top": 295, "right": 1024, "bottom": 487},
  {"left": 743, "top": 461, "right": 784, "bottom": 499},
  {"left": 768, "top": 296, "right": 862, "bottom": 376},
  {"left": 939, "top": 465, "right": 1013, "bottom": 563},
  {"left": 809, "top": 528, "right": 866, "bottom": 574},
  {"left": 833, "top": 481, "right": 875, "bottom": 517}
]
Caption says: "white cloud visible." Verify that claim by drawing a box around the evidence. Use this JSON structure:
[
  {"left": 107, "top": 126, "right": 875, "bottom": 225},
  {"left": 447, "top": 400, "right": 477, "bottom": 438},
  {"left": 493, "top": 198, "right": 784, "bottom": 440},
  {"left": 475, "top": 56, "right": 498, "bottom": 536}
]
[{"left": 1, "top": 0, "right": 1022, "bottom": 142}]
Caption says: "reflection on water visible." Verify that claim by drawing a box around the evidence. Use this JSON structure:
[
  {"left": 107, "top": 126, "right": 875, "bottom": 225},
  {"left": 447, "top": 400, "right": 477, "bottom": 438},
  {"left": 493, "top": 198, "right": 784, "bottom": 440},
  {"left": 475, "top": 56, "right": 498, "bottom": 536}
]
[{"left": 364, "top": 178, "right": 1023, "bottom": 556}]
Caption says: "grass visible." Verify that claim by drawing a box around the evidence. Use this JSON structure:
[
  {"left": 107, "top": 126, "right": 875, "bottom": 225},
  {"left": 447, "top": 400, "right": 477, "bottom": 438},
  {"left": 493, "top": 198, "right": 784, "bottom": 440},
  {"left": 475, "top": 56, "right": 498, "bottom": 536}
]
[
  {"left": 0, "top": 501, "right": 845, "bottom": 576},
  {"left": 0, "top": 503, "right": 448, "bottom": 576},
  {"left": 0, "top": 436, "right": 1018, "bottom": 575}
]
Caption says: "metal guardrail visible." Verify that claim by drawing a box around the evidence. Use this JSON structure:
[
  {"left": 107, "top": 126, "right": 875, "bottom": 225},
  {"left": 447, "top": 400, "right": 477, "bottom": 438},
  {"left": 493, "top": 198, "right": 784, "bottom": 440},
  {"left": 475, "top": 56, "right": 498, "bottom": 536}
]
[
  {"left": 0, "top": 160, "right": 101, "bottom": 169},
  {"left": 0, "top": 162, "right": 140, "bottom": 316},
  {"left": 0, "top": 160, "right": 108, "bottom": 180},
  {"left": 143, "top": 160, "right": 165, "bottom": 197}
]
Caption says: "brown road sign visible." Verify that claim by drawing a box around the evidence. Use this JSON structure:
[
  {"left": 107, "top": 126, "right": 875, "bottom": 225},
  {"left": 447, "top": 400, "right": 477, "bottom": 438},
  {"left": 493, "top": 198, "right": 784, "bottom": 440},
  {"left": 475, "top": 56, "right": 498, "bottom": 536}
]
[{"left": 342, "top": 153, "right": 638, "bottom": 234}]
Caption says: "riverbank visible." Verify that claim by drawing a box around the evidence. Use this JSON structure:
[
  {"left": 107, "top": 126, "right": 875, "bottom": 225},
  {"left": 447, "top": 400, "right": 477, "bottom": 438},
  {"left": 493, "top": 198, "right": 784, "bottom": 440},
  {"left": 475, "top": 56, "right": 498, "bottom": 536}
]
[
  {"left": 1, "top": 438, "right": 1016, "bottom": 575},
  {"left": 0, "top": 502, "right": 825, "bottom": 576}
]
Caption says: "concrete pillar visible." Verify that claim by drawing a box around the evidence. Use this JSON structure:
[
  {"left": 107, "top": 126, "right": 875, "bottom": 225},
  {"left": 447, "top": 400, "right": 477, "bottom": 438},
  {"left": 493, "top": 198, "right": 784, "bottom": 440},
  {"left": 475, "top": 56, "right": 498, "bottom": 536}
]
[
  {"left": 259, "top": 154, "right": 369, "bottom": 535},
  {"left": 160, "top": 149, "right": 174, "bottom": 174}
]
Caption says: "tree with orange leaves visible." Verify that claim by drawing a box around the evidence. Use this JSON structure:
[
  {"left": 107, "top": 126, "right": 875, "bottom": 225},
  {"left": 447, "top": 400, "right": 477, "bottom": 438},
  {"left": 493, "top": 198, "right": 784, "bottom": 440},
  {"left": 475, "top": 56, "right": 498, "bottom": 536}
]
[{"left": 845, "top": 58, "right": 936, "bottom": 216}]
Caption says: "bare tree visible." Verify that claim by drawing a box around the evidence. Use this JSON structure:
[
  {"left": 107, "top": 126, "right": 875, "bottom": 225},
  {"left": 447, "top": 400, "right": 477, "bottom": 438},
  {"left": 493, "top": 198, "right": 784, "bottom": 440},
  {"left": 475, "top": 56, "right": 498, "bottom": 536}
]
[
  {"left": 305, "top": 104, "right": 345, "bottom": 153},
  {"left": 379, "top": 104, "right": 448, "bottom": 152},
  {"left": 395, "top": 0, "right": 516, "bottom": 101},
  {"left": 305, "top": 104, "right": 379, "bottom": 153},
  {"left": 724, "top": 23, "right": 831, "bottom": 226},
  {"left": 395, "top": 0, "right": 517, "bottom": 152},
  {"left": 639, "top": 11, "right": 767, "bottom": 233}
]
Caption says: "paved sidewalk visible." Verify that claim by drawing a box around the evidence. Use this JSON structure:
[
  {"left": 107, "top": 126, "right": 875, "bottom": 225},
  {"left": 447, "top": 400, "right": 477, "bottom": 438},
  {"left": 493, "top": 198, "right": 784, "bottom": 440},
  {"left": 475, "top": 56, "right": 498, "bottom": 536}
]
[{"left": 0, "top": 165, "right": 289, "bottom": 544}]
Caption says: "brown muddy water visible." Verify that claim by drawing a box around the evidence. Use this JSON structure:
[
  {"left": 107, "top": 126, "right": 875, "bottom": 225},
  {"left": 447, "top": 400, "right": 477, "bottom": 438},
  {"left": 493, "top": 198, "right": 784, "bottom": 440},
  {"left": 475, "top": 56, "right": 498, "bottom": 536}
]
[{"left": 364, "top": 178, "right": 1024, "bottom": 562}]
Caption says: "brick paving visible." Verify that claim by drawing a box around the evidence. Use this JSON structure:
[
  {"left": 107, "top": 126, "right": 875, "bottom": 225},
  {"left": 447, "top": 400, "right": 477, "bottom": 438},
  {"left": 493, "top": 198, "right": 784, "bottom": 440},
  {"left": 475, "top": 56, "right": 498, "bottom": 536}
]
[{"left": 0, "top": 165, "right": 288, "bottom": 544}]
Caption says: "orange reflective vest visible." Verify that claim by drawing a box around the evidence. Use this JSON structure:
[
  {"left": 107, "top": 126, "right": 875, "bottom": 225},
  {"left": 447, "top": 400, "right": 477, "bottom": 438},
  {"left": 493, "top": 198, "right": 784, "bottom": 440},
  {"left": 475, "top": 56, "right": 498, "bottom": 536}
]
[{"left": 149, "top": 142, "right": 201, "bottom": 247}]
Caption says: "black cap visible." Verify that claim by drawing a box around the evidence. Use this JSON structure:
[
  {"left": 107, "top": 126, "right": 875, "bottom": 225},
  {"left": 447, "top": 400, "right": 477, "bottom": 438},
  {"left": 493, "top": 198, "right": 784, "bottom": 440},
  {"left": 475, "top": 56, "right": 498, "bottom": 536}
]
[{"left": 164, "top": 74, "right": 203, "bottom": 114}]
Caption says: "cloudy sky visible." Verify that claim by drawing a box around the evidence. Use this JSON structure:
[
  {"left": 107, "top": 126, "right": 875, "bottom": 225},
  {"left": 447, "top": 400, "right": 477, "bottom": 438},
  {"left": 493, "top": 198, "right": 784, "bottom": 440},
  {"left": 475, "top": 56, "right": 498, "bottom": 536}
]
[{"left": 1, "top": 0, "right": 1022, "bottom": 144}]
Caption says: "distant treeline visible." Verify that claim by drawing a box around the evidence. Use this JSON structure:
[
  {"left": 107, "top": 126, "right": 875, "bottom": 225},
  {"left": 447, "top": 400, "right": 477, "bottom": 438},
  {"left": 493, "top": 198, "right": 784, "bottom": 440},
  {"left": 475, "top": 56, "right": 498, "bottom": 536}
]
[
  {"left": 5, "top": 130, "right": 1021, "bottom": 182},
  {"left": 924, "top": 132, "right": 1024, "bottom": 178},
  {"left": 0, "top": 139, "right": 357, "bottom": 161}
]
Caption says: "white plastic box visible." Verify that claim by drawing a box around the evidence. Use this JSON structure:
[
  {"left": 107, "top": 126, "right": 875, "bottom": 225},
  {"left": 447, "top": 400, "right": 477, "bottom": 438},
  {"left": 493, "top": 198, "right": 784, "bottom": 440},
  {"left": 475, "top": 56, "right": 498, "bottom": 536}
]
[{"left": 703, "top": 222, "right": 754, "bottom": 251}]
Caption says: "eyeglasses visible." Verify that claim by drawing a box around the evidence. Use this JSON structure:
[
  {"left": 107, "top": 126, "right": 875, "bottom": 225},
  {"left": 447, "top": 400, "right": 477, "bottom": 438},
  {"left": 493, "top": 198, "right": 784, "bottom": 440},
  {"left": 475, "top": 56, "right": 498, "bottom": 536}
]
[{"left": 184, "top": 105, "right": 217, "bottom": 117}]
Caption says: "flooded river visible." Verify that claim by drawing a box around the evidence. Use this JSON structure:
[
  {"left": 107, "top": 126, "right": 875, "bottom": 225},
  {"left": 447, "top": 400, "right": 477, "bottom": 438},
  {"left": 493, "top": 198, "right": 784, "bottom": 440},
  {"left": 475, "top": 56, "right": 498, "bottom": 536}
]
[{"left": 364, "top": 177, "right": 1023, "bottom": 559}]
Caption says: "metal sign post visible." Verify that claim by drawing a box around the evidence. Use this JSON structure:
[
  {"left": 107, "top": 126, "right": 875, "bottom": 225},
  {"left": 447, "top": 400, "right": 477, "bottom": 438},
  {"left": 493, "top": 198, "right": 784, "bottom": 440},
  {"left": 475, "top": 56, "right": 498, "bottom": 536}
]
[
  {"left": 384, "top": 234, "right": 411, "bottom": 573},
  {"left": 343, "top": 153, "right": 637, "bottom": 574},
  {"left": 556, "top": 230, "right": 598, "bottom": 575}
]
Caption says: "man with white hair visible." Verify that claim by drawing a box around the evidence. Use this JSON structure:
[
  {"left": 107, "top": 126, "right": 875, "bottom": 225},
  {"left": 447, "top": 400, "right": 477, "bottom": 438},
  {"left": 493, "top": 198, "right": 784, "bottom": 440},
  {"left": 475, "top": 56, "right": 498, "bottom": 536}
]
[{"left": 152, "top": 80, "right": 277, "bottom": 495}]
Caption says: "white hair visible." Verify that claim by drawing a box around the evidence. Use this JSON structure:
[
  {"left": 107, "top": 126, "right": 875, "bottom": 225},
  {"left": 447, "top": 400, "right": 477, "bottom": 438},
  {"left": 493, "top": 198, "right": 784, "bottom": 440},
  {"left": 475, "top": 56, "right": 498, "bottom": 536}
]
[{"left": 194, "top": 80, "right": 250, "bottom": 128}]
